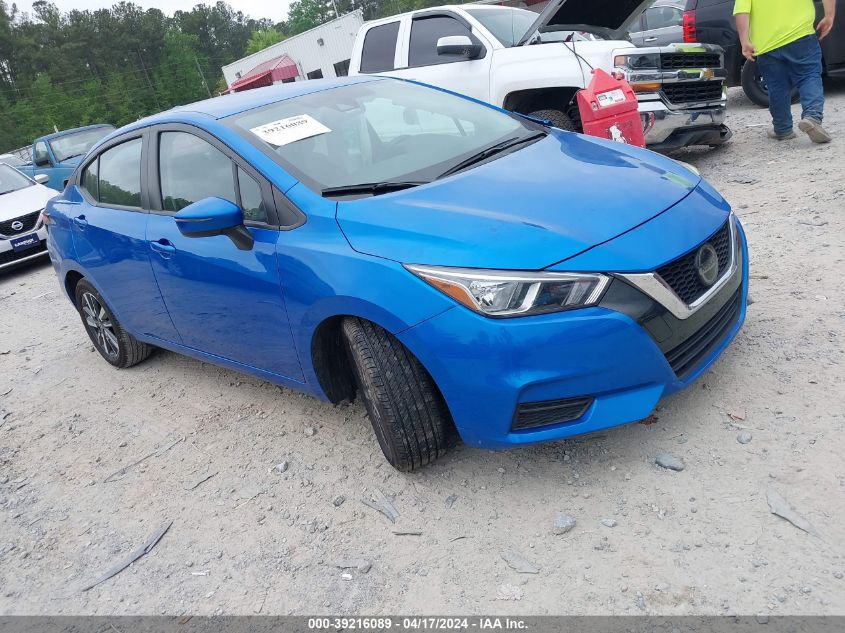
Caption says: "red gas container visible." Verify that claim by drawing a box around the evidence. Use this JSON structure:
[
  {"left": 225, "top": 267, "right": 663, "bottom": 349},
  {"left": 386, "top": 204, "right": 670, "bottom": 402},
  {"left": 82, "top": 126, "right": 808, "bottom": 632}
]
[{"left": 576, "top": 68, "right": 645, "bottom": 148}]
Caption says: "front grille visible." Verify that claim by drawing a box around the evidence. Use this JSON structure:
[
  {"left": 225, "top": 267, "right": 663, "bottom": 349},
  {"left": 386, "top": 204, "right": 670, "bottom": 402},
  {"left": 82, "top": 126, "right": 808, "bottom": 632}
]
[
  {"left": 0, "top": 211, "right": 41, "bottom": 236},
  {"left": 657, "top": 221, "right": 731, "bottom": 304},
  {"left": 664, "top": 288, "right": 742, "bottom": 379},
  {"left": 660, "top": 53, "right": 721, "bottom": 70},
  {"left": 661, "top": 81, "right": 723, "bottom": 104},
  {"left": 512, "top": 396, "right": 593, "bottom": 431},
  {"left": 0, "top": 240, "right": 47, "bottom": 266}
]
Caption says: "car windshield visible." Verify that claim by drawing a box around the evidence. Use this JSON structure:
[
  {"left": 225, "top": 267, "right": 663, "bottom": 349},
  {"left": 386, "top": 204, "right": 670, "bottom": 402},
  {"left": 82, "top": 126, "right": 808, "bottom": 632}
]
[
  {"left": 49, "top": 127, "right": 113, "bottom": 162},
  {"left": 464, "top": 7, "right": 538, "bottom": 47},
  {"left": 0, "top": 163, "right": 34, "bottom": 195},
  {"left": 230, "top": 79, "right": 543, "bottom": 194}
]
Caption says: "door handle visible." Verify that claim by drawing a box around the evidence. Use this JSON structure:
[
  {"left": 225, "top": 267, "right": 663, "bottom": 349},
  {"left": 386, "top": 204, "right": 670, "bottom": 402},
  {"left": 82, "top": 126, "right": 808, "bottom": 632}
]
[
  {"left": 73, "top": 215, "right": 88, "bottom": 228},
  {"left": 150, "top": 239, "right": 176, "bottom": 257},
  {"left": 645, "top": 37, "right": 658, "bottom": 42}
]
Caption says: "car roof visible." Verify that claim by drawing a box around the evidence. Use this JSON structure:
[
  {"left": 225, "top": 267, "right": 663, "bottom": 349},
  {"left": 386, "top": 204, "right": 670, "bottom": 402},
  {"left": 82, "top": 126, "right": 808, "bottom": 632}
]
[
  {"left": 156, "top": 75, "right": 384, "bottom": 122},
  {"left": 38, "top": 124, "right": 115, "bottom": 142}
]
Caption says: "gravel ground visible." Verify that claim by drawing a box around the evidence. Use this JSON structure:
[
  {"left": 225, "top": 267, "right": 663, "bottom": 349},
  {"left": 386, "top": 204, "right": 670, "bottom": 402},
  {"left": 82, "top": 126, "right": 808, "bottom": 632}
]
[{"left": 1, "top": 84, "right": 844, "bottom": 617}]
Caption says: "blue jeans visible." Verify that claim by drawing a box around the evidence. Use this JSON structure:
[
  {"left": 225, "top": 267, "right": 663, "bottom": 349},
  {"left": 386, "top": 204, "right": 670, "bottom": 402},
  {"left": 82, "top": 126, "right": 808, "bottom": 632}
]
[{"left": 756, "top": 34, "right": 824, "bottom": 135}]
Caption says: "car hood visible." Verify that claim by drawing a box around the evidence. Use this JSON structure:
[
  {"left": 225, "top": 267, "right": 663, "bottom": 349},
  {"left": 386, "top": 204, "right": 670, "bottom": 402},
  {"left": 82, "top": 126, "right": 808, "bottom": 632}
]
[
  {"left": 0, "top": 183, "right": 56, "bottom": 222},
  {"left": 518, "top": 0, "right": 651, "bottom": 44},
  {"left": 336, "top": 131, "right": 701, "bottom": 271}
]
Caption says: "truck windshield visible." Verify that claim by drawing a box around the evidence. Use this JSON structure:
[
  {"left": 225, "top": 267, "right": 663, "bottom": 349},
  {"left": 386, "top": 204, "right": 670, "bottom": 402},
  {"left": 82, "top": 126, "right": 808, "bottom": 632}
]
[
  {"left": 464, "top": 7, "right": 538, "bottom": 47},
  {"left": 230, "top": 79, "right": 544, "bottom": 195},
  {"left": 0, "top": 164, "right": 35, "bottom": 195},
  {"left": 49, "top": 127, "right": 113, "bottom": 162}
]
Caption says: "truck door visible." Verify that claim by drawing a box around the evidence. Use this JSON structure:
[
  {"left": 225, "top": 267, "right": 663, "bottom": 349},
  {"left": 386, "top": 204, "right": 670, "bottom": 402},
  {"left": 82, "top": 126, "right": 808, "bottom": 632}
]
[{"left": 390, "top": 13, "right": 492, "bottom": 103}]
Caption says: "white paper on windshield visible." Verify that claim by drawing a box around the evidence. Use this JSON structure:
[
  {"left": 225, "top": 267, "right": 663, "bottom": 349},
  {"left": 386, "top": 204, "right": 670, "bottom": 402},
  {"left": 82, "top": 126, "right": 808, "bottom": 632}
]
[
  {"left": 249, "top": 115, "right": 331, "bottom": 146},
  {"left": 596, "top": 89, "right": 626, "bottom": 107}
]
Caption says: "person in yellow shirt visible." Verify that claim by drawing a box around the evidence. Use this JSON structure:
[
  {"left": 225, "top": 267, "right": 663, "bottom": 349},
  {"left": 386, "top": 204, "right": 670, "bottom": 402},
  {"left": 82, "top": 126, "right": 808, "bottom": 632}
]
[{"left": 734, "top": 0, "right": 836, "bottom": 143}]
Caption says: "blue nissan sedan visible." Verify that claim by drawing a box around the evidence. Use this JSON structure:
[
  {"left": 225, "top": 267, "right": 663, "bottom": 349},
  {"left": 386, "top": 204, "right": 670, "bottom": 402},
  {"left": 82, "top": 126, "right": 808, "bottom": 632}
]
[{"left": 45, "top": 76, "right": 748, "bottom": 471}]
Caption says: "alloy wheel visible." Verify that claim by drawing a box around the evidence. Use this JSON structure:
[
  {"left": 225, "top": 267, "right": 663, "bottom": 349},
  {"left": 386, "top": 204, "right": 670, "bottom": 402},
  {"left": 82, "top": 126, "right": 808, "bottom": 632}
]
[{"left": 81, "top": 292, "right": 119, "bottom": 360}]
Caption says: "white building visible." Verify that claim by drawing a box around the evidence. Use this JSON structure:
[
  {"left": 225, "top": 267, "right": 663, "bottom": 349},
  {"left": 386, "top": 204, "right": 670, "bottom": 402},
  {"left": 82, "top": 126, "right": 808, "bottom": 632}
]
[{"left": 222, "top": 10, "right": 364, "bottom": 92}]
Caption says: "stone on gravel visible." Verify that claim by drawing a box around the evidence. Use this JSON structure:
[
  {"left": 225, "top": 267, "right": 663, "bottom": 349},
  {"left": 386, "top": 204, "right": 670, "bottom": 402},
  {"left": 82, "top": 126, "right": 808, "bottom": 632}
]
[
  {"left": 500, "top": 549, "right": 539, "bottom": 574},
  {"left": 601, "top": 518, "right": 617, "bottom": 528},
  {"left": 303, "top": 426, "right": 316, "bottom": 437},
  {"left": 496, "top": 584, "right": 524, "bottom": 601},
  {"left": 833, "top": 571, "right": 843, "bottom": 579},
  {"left": 766, "top": 488, "right": 819, "bottom": 536},
  {"left": 553, "top": 513, "right": 576, "bottom": 535},
  {"left": 737, "top": 432, "right": 753, "bottom": 444},
  {"left": 654, "top": 453, "right": 685, "bottom": 472},
  {"left": 445, "top": 494, "right": 458, "bottom": 509},
  {"left": 273, "top": 461, "right": 289, "bottom": 474},
  {"left": 332, "top": 495, "right": 346, "bottom": 507}
]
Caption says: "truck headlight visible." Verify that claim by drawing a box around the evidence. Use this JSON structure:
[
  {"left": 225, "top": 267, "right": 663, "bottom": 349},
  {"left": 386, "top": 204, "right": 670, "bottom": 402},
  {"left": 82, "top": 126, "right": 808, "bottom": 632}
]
[
  {"left": 614, "top": 53, "right": 660, "bottom": 70},
  {"left": 406, "top": 265, "right": 610, "bottom": 317}
]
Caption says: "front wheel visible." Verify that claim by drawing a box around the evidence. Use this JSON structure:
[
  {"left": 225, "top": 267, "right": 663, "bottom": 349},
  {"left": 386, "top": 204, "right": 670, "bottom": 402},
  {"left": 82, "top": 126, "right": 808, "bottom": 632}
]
[
  {"left": 75, "top": 279, "right": 152, "bottom": 368},
  {"left": 527, "top": 108, "right": 576, "bottom": 132},
  {"left": 342, "top": 317, "right": 455, "bottom": 471}
]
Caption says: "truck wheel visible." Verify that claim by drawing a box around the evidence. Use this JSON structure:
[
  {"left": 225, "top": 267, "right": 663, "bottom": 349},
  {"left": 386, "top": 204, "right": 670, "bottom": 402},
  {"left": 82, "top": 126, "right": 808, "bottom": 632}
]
[
  {"left": 741, "top": 60, "right": 799, "bottom": 108},
  {"left": 527, "top": 108, "right": 576, "bottom": 132},
  {"left": 341, "top": 317, "right": 454, "bottom": 472},
  {"left": 75, "top": 279, "right": 152, "bottom": 368}
]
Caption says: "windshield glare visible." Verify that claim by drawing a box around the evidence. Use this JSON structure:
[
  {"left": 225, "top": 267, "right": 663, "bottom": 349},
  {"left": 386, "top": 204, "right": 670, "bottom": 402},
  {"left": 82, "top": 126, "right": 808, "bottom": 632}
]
[
  {"left": 49, "top": 127, "right": 113, "bottom": 162},
  {"left": 231, "top": 80, "right": 540, "bottom": 194},
  {"left": 464, "top": 7, "right": 538, "bottom": 47},
  {"left": 0, "top": 164, "right": 34, "bottom": 195}
]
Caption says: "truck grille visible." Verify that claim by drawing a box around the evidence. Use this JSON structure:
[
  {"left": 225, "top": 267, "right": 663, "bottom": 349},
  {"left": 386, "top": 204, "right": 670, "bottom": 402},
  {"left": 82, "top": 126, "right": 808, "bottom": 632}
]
[
  {"left": 0, "top": 211, "right": 41, "bottom": 236},
  {"left": 660, "top": 53, "right": 721, "bottom": 70},
  {"left": 657, "top": 221, "right": 731, "bottom": 305},
  {"left": 512, "top": 396, "right": 593, "bottom": 431},
  {"left": 664, "top": 288, "right": 742, "bottom": 379},
  {"left": 661, "top": 81, "right": 723, "bottom": 104}
]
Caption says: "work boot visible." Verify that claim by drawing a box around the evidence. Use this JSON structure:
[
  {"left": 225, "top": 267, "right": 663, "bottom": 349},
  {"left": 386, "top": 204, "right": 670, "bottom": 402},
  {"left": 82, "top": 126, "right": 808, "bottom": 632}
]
[
  {"left": 767, "top": 128, "right": 796, "bottom": 140},
  {"left": 798, "top": 118, "right": 832, "bottom": 144}
]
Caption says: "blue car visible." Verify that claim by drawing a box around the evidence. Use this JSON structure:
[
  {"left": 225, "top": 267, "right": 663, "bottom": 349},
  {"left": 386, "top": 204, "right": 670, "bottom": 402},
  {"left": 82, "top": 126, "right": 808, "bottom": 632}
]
[
  {"left": 18, "top": 124, "right": 115, "bottom": 191},
  {"left": 45, "top": 77, "right": 748, "bottom": 471}
]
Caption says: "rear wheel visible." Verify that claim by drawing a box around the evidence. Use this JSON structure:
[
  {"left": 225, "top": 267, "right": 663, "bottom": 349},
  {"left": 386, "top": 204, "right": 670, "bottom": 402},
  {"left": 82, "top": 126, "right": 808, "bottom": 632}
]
[
  {"left": 527, "top": 108, "right": 576, "bottom": 132},
  {"left": 342, "top": 317, "right": 454, "bottom": 471},
  {"left": 75, "top": 279, "right": 152, "bottom": 368}
]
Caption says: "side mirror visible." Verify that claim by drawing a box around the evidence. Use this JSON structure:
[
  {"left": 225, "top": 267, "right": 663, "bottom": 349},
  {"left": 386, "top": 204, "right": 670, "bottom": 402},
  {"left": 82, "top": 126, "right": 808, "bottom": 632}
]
[
  {"left": 174, "top": 197, "right": 254, "bottom": 251},
  {"left": 34, "top": 174, "right": 49, "bottom": 185},
  {"left": 436, "top": 35, "right": 482, "bottom": 59},
  {"left": 34, "top": 154, "right": 51, "bottom": 168}
]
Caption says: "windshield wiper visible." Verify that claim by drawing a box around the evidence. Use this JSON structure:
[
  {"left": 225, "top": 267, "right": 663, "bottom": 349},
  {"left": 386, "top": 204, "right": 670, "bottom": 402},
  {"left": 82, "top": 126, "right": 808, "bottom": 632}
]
[
  {"left": 57, "top": 152, "right": 85, "bottom": 161},
  {"left": 438, "top": 133, "right": 546, "bottom": 180},
  {"left": 321, "top": 181, "right": 429, "bottom": 197}
]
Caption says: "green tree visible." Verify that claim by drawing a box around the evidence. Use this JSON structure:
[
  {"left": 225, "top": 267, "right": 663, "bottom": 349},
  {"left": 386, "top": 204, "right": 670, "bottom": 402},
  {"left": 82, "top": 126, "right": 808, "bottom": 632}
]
[{"left": 245, "top": 28, "right": 285, "bottom": 55}]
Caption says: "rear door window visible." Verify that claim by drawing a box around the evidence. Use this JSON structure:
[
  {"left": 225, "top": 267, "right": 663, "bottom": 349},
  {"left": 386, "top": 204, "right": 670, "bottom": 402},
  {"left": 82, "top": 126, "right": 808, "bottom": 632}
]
[
  {"left": 360, "top": 21, "right": 400, "bottom": 73},
  {"left": 97, "top": 139, "right": 143, "bottom": 208}
]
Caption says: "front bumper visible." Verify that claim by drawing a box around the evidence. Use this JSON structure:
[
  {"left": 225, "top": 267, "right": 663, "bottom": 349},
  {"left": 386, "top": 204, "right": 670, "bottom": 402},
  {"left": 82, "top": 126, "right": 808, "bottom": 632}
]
[
  {"left": 640, "top": 97, "right": 732, "bottom": 150},
  {"left": 0, "top": 226, "right": 49, "bottom": 270},
  {"left": 398, "top": 217, "right": 748, "bottom": 450}
]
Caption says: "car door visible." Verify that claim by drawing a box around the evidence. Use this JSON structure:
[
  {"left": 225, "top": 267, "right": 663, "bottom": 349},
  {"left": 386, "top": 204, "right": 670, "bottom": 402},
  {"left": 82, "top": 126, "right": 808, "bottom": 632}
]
[
  {"left": 628, "top": 13, "right": 647, "bottom": 46},
  {"left": 70, "top": 133, "right": 180, "bottom": 342},
  {"left": 641, "top": 5, "right": 684, "bottom": 46},
  {"left": 145, "top": 125, "right": 303, "bottom": 381},
  {"left": 390, "top": 12, "right": 493, "bottom": 102}
]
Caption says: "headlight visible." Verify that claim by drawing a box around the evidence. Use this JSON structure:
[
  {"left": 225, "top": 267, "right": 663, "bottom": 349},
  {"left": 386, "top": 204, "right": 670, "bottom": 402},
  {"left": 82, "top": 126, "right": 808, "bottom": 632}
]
[
  {"left": 614, "top": 53, "right": 660, "bottom": 70},
  {"left": 406, "top": 265, "right": 610, "bottom": 318}
]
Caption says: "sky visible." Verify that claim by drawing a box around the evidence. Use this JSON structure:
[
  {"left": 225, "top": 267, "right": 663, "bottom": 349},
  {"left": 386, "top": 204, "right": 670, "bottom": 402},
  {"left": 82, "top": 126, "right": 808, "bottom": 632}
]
[{"left": 14, "top": 0, "right": 292, "bottom": 23}]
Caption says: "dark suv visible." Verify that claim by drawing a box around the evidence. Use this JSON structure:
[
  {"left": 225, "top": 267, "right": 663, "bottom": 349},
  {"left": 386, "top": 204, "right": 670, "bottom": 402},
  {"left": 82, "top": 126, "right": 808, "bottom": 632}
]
[{"left": 682, "top": 0, "right": 845, "bottom": 106}]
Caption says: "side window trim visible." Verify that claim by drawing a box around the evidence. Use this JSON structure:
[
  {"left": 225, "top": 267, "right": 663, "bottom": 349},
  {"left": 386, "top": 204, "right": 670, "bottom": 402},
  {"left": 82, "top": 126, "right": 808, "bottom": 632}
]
[
  {"left": 148, "top": 123, "right": 299, "bottom": 229},
  {"left": 359, "top": 20, "right": 402, "bottom": 73},
  {"left": 75, "top": 132, "right": 148, "bottom": 213}
]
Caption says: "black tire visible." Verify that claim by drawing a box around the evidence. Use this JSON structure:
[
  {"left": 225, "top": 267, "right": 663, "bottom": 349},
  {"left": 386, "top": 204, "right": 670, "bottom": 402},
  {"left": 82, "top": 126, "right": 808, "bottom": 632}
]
[
  {"left": 741, "top": 60, "right": 800, "bottom": 108},
  {"left": 341, "top": 317, "right": 454, "bottom": 471},
  {"left": 527, "top": 108, "right": 576, "bottom": 132},
  {"left": 75, "top": 279, "right": 152, "bottom": 368}
]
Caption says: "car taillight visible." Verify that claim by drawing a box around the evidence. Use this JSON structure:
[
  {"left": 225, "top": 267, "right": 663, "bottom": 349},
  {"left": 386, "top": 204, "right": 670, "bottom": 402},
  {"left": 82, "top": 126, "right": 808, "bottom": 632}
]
[{"left": 682, "top": 10, "right": 696, "bottom": 42}]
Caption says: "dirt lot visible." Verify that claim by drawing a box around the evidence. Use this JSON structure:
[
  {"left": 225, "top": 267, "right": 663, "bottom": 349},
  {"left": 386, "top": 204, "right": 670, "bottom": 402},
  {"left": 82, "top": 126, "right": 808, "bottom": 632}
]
[{"left": 1, "top": 84, "right": 844, "bottom": 617}]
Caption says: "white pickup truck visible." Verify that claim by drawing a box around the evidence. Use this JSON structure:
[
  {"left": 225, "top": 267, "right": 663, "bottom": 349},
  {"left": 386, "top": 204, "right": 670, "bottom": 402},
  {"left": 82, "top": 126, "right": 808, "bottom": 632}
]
[{"left": 348, "top": 0, "right": 731, "bottom": 151}]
